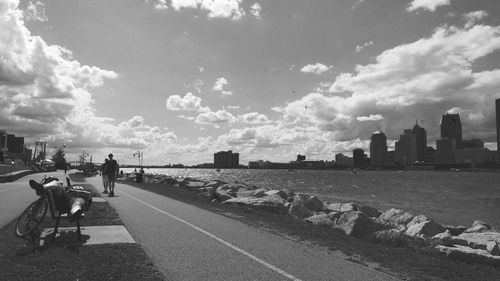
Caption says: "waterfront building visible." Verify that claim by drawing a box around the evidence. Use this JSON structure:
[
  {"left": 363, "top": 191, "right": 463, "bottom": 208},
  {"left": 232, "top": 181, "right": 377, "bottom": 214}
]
[
  {"left": 462, "top": 139, "right": 484, "bottom": 149},
  {"left": 412, "top": 122, "right": 427, "bottom": 162},
  {"left": 441, "top": 113, "right": 463, "bottom": 149},
  {"left": 335, "top": 153, "right": 353, "bottom": 167},
  {"left": 497, "top": 98, "right": 500, "bottom": 161},
  {"left": 395, "top": 129, "right": 417, "bottom": 166},
  {"left": 353, "top": 148, "right": 367, "bottom": 168},
  {"left": 370, "top": 130, "right": 387, "bottom": 167},
  {"left": 214, "top": 150, "right": 239, "bottom": 168},
  {"left": 296, "top": 154, "right": 306, "bottom": 161},
  {"left": 436, "top": 138, "right": 456, "bottom": 151}
]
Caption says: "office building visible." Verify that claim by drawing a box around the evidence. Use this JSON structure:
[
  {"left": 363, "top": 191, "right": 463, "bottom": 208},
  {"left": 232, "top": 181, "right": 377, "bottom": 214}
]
[
  {"left": 296, "top": 154, "right": 306, "bottom": 161},
  {"left": 412, "top": 122, "right": 427, "bottom": 162},
  {"left": 353, "top": 148, "right": 367, "bottom": 168},
  {"left": 214, "top": 150, "right": 239, "bottom": 168},
  {"left": 441, "top": 113, "right": 463, "bottom": 149},
  {"left": 462, "top": 139, "right": 484, "bottom": 149},
  {"left": 370, "top": 130, "right": 387, "bottom": 167},
  {"left": 395, "top": 129, "right": 417, "bottom": 166},
  {"left": 497, "top": 98, "right": 500, "bottom": 161}
]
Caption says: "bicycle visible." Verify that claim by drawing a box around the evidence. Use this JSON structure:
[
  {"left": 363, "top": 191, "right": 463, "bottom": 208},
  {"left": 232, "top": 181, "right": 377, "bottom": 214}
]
[{"left": 15, "top": 176, "right": 73, "bottom": 242}]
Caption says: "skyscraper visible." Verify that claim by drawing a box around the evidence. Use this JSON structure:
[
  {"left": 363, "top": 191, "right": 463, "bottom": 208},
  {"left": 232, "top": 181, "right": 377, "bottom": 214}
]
[
  {"left": 441, "top": 113, "right": 462, "bottom": 149},
  {"left": 370, "top": 130, "right": 387, "bottom": 167},
  {"left": 497, "top": 98, "right": 500, "bottom": 161},
  {"left": 353, "top": 148, "right": 366, "bottom": 168},
  {"left": 396, "top": 129, "right": 417, "bottom": 166},
  {"left": 412, "top": 122, "right": 427, "bottom": 162}
]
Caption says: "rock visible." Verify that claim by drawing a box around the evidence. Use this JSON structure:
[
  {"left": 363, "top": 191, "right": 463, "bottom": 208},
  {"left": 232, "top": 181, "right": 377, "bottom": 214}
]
[
  {"left": 431, "top": 230, "right": 453, "bottom": 246},
  {"left": 204, "top": 180, "right": 226, "bottom": 188},
  {"left": 185, "top": 181, "right": 205, "bottom": 188},
  {"left": 324, "top": 202, "right": 358, "bottom": 212},
  {"left": 371, "top": 229, "right": 408, "bottom": 247},
  {"left": 358, "top": 205, "right": 380, "bottom": 218},
  {"left": 304, "top": 213, "right": 334, "bottom": 227},
  {"left": 252, "top": 188, "right": 269, "bottom": 198},
  {"left": 334, "top": 211, "right": 373, "bottom": 237},
  {"left": 443, "top": 225, "right": 467, "bottom": 236},
  {"left": 458, "top": 232, "right": 500, "bottom": 251},
  {"left": 327, "top": 211, "right": 342, "bottom": 223},
  {"left": 288, "top": 204, "right": 314, "bottom": 220},
  {"left": 436, "top": 245, "right": 500, "bottom": 266},
  {"left": 376, "top": 208, "right": 413, "bottom": 230},
  {"left": 487, "top": 241, "right": 500, "bottom": 256},
  {"left": 236, "top": 189, "right": 258, "bottom": 198},
  {"left": 406, "top": 215, "right": 430, "bottom": 229},
  {"left": 463, "top": 221, "right": 492, "bottom": 233},
  {"left": 405, "top": 220, "right": 445, "bottom": 238},
  {"left": 264, "top": 190, "right": 288, "bottom": 199},
  {"left": 223, "top": 196, "right": 289, "bottom": 214},
  {"left": 293, "top": 194, "right": 324, "bottom": 212},
  {"left": 215, "top": 183, "right": 244, "bottom": 201}
]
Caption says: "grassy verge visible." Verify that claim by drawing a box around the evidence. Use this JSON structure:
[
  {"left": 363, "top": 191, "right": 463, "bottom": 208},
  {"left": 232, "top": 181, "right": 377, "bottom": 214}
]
[
  {"left": 122, "top": 180, "right": 500, "bottom": 281},
  {"left": 0, "top": 174, "right": 165, "bottom": 281}
]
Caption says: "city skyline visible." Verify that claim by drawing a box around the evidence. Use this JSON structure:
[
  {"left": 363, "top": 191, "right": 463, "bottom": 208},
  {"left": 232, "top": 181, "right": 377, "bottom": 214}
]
[{"left": 1, "top": 0, "right": 500, "bottom": 165}]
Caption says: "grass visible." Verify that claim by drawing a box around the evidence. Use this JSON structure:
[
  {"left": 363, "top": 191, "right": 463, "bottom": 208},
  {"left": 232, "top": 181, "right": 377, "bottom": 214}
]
[
  {"left": 121, "top": 179, "right": 500, "bottom": 281},
  {"left": 0, "top": 173, "right": 165, "bottom": 281}
]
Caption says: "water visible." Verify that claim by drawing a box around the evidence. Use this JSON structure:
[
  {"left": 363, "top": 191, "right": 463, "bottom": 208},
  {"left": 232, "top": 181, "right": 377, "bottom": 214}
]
[{"left": 122, "top": 168, "right": 500, "bottom": 229}]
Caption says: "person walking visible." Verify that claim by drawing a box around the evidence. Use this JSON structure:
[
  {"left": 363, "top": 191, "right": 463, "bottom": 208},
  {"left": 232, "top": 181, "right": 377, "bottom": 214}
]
[
  {"left": 106, "top": 154, "right": 119, "bottom": 197},
  {"left": 100, "top": 159, "right": 109, "bottom": 194}
]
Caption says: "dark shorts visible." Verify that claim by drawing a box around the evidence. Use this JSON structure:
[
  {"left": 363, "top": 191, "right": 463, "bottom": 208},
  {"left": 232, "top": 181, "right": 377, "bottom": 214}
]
[{"left": 106, "top": 173, "right": 116, "bottom": 181}]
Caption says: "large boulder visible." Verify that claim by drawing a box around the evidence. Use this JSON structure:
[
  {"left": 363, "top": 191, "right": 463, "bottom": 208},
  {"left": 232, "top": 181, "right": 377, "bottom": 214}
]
[
  {"left": 358, "top": 205, "right": 381, "bottom": 218},
  {"left": 264, "top": 190, "right": 288, "bottom": 200},
  {"left": 223, "top": 196, "right": 289, "bottom": 214},
  {"left": 376, "top": 208, "right": 413, "bottom": 230},
  {"left": 185, "top": 181, "right": 205, "bottom": 188},
  {"left": 443, "top": 225, "right": 467, "bottom": 236},
  {"left": 215, "top": 183, "right": 246, "bottom": 201},
  {"left": 436, "top": 245, "right": 500, "bottom": 266},
  {"left": 304, "top": 213, "right": 335, "bottom": 227},
  {"left": 334, "top": 211, "right": 373, "bottom": 237},
  {"left": 324, "top": 202, "right": 358, "bottom": 213},
  {"left": 487, "top": 241, "right": 500, "bottom": 256},
  {"left": 458, "top": 232, "right": 500, "bottom": 250},
  {"left": 292, "top": 194, "right": 324, "bottom": 212},
  {"left": 288, "top": 204, "right": 314, "bottom": 220},
  {"left": 405, "top": 220, "right": 445, "bottom": 238},
  {"left": 406, "top": 215, "right": 430, "bottom": 229},
  {"left": 431, "top": 230, "right": 454, "bottom": 246},
  {"left": 463, "top": 221, "right": 492, "bottom": 233}
]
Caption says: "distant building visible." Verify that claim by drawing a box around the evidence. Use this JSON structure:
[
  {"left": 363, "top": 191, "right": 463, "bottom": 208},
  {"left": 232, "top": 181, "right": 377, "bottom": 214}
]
[
  {"left": 497, "top": 98, "right": 500, "bottom": 161},
  {"left": 441, "top": 113, "right": 463, "bottom": 149},
  {"left": 214, "top": 150, "right": 239, "bottom": 168},
  {"left": 462, "top": 139, "right": 484, "bottom": 149},
  {"left": 335, "top": 153, "right": 353, "bottom": 167},
  {"left": 436, "top": 138, "right": 456, "bottom": 151},
  {"left": 296, "top": 154, "right": 306, "bottom": 161},
  {"left": 248, "top": 160, "right": 265, "bottom": 169},
  {"left": 412, "top": 122, "right": 427, "bottom": 162},
  {"left": 424, "top": 146, "right": 436, "bottom": 164},
  {"left": 395, "top": 129, "right": 417, "bottom": 166},
  {"left": 370, "top": 130, "right": 387, "bottom": 167},
  {"left": 352, "top": 148, "right": 367, "bottom": 168}
]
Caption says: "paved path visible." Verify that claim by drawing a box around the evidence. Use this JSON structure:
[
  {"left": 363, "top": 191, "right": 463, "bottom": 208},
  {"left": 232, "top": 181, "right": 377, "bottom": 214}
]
[
  {"left": 86, "top": 177, "right": 400, "bottom": 281},
  {"left": 0, "top": 171, "right": 67, "bottom": 228}
]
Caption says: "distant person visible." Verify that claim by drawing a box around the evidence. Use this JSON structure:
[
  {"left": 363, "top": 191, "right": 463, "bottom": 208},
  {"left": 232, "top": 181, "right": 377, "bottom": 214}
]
[
  {"left": 100, "top": 159, "right": 109, "bottom": 194},
  {"left": 64, "top": 164, "right": 67, "bottom": 175},
  {"left": 106, "top": 154, "right": 119, "bottom": 197}
]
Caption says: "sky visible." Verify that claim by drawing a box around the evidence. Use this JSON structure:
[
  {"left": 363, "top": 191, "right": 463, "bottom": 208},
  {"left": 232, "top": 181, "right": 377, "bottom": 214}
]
[{"left": 1, "top": 0, "right": 500, "bottom": 165}]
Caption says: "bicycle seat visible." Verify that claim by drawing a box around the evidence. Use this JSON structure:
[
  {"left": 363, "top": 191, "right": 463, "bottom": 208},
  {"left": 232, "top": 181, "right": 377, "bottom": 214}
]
[{"left": 29, "top": 179, "right": 46, "bottom": 195}]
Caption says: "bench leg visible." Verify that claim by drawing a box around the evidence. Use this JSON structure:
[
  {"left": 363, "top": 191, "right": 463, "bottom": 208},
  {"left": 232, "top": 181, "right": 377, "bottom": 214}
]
[
  {"left": 52, "top": 214, "right": 61, "bottom": 242},
  {"left": 76, "top": 217, "right": 81, "bottom": 242}
]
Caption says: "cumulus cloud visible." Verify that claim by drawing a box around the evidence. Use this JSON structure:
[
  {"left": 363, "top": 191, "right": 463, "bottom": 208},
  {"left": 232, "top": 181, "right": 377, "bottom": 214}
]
[
  {"left": 161, "top": 0, "right": 245, "bottom": 20},
  {"left": 273, "top": 23, "right": 500, "bottom": 145},
  {"left": 238, "top": 112, "right": 271, "bottom": 124},
  {"left": 407, "top": 0, "right": 450, "bottom": 13},
  {"left": 154, "top": 0, "right": 168, "bottom": 10},
  {"left": 195, "top": 109, "right": 237, "bottom": 127},
  {"left": 464, "top": 11, "right": 489, "bottom": 29},
  {"left": 212, "top": 77, "right": 232, "bottom": 96},
  {"left": 300, "top": 63, "right": 333, "bottom": 74},
  {"left": 166, "top": 92, "right": 211, "bottom": 112},
  {"left": 250, "top": 2, "right": 261, "bottom": 18},
  {"left": 24, "top": 1, "right": 47, "bottom": 22},
  {"left": 355, "top": 41, "right": 373, "bottom": 52}
]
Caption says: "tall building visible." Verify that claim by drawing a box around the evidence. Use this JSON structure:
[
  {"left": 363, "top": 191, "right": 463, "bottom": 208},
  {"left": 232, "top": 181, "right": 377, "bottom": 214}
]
[
  {"left": 214, "top": 150, "right": 239, "bottom": 168},
  {"left": 441, "top": 113, "right": 462, "bottom": 149},
  {"left": 370, "top": 130, "right": 387, "bottom": 167},
  {"left": 497, "top": 98, "right": 500, "bottom": 161},
  {"left": 395, "top": 129, "right": 417, "bottom": 166},
  {"left": 412, "top": 122, "right": 427, "bottom": 162},
  {"left": 352, "top": 148, "right": 366, "bottom": 168}
]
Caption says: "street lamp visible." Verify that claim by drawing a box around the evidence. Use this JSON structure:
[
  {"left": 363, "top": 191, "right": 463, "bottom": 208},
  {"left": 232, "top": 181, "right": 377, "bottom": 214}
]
[{"left": 133, "top": 150, "right": 143, "bottom": 169}]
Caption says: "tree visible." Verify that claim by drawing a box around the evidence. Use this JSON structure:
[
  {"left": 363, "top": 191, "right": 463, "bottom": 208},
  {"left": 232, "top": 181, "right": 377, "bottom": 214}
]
[{"left": 52, "top": 148, "right": 66, "bottom": 169}]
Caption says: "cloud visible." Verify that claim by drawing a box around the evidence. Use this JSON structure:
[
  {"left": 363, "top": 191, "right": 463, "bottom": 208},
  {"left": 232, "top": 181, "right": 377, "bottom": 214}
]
[
  {"left": 166, "top": 92, "right": 211, "bottom": 112},
  {"left": 227, "top": 105, "right": 240, "bottom": 110},
  {"left": 212, "top": 77, "right": 232, "bottom": 96},
  {"left": 154, "top": 0, "right": 168, "bottom": 10},
  {"left": 356, "top": 114, "right": 384, "bottom": 122},
  {"left": 238, "top": 112, "right": 271, "bottom": 124},
  {"left": 273, "top": 23, "right": 500, "bottom": 145},
  {"left": 250, "top": 3, "right": 261, "bottom": 18},
  {"left": 352, "top": 0, "right": 365, "bottom": 10},
  {"left": 195, "top": 109, "right": 237, "bottom": 127},
  {"left": 464, "top": 11, "right": 489, "bottom": 29},
  {"left": 165, "top": 0, "right": 245, "bottom": 20},
  {"left": 407, "top": 0, "right": 450, "bottom": 13},
  {"left": 24, "top": 1, "right": 47, "bottom": 22},
  {"left": 355, "top": 41, "right": 373, "bottom": 52},
  {"left": 300, "top": 63, "right": 333, "bottom": 74}
]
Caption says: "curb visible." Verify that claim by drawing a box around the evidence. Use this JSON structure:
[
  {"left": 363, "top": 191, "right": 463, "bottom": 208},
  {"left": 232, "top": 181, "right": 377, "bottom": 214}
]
[{"left": 0, "top": 170, "right": 39, "bottom": 183}]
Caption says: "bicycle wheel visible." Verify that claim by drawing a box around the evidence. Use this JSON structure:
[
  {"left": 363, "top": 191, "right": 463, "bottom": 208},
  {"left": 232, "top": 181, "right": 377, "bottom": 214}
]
[{"left": 15, "top": 199, "right": 48, "bottom": 237}]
